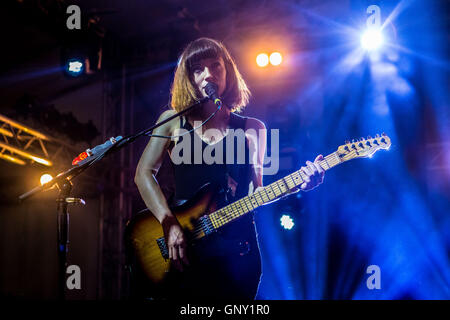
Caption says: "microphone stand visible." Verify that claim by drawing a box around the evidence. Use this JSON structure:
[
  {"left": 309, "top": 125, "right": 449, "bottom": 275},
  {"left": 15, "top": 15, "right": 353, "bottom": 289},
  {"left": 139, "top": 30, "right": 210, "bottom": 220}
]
[{"left": 18, "top": 97, "right": 209, "bottom": 300}]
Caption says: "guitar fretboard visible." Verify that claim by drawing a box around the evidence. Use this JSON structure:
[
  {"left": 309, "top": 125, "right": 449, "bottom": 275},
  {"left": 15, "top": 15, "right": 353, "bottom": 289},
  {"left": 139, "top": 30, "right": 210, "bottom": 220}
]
[{"left": 208, "top": 152, "right": 342, "bottom": 230}]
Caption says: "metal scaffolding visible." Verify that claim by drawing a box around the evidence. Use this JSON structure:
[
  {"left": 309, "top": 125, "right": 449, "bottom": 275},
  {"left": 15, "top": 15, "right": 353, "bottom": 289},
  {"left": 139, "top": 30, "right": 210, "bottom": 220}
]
[
  {"left": 98, "top": 64, "right": 135, "bottom": 299},
  {"left": 0, "top": 113, "right": 80, "bottom": 168}
]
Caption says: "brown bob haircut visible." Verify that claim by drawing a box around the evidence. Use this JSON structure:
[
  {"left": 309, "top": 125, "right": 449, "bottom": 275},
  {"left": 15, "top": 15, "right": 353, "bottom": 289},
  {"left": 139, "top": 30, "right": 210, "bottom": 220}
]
[{"left": 170, "top": 38, "right": 251, "bottom": 113}]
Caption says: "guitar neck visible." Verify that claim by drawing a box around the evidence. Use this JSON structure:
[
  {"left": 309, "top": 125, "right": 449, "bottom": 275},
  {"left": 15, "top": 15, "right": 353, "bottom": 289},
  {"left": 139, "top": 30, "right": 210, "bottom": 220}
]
[{"left": 208, "top": 151, "right": 343, "bottom": 230}]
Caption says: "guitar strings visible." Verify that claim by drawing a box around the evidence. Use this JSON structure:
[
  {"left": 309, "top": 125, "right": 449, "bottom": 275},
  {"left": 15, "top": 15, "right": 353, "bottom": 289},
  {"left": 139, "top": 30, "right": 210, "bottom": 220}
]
[
  {"left": 206, "top": 151, "right": 343, "bottom": 230},
  {"left": 188, "top": 151, "right": 351, "bottom": 239},
  {"left": 190, "top": 152, "right": 343, "bottom": 236}
]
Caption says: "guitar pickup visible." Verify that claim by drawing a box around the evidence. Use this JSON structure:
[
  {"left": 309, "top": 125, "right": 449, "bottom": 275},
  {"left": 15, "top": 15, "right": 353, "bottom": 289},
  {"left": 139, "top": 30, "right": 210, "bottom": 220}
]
[
  {"left": 198, "top": 215, "right": 215, "bottom": 235},
  {"left": 156, "top": 237, "right": 169, "bottom": 260}
]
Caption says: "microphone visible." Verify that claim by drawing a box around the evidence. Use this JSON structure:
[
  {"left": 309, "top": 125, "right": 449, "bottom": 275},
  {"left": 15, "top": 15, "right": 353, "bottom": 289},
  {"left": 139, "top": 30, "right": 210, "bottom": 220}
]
[{"left": 204, "top": 82, "right": 222, "bottom": 108}]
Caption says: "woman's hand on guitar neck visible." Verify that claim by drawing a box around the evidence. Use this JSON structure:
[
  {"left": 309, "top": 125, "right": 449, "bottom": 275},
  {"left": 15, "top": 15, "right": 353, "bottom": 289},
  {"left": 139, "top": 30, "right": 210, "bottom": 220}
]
[
  {"left": 300, "top": 154, "right": 325, "bottom": 191},
  {"left": 161, "top": 215, "right": 190, "bottom": 271}
]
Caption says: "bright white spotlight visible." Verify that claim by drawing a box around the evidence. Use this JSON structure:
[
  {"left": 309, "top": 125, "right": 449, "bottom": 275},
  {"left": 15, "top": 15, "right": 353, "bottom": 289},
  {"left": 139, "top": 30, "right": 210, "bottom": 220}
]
[
  {"left": 280, "top": 214, "right": 294, "bottom": 230},
  {"left": 360, "top": 29, "right": 384, "bottom": 51},
  {"left": 269, "top": 52, "right": 282, "bottom": 66},
  {"left": 40, "top": 174, "right": 53, "bottom": 185},
  {"left": 66, "top": 59, "right": 84, "bottom": 76},
  {"left": 256, "top": 53, "right": 269, "bottom": 67}
]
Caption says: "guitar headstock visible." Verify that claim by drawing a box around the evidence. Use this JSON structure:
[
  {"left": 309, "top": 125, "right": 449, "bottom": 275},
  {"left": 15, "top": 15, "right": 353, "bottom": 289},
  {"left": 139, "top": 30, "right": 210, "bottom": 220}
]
[{"left": 337, "top": 133, "right": 391, "bottom": 162}]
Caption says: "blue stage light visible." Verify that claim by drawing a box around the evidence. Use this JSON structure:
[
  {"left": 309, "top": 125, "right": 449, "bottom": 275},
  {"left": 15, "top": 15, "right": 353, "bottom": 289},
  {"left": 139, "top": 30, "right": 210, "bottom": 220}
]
[
  {"left": 280, "top": 214, "right": 294, "bottom": 230},
  {"left": 360, "top": 28, "right": 384, "bottom": 51},
  {"left": 66, "top": 59, "right": 84, "bottom": 76}
]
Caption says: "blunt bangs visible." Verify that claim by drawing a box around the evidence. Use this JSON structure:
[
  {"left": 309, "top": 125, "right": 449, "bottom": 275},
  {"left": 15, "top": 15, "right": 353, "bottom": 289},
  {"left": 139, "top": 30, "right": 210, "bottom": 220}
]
[{"left": 184, "top": 39, "right": 223, "bottom": 71}]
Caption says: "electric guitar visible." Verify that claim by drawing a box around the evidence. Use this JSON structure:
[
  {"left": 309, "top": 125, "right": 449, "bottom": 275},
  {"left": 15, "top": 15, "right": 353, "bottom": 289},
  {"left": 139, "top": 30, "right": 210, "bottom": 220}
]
[{"left": 125, "top": 134, "right": 391, "bottom": 285}]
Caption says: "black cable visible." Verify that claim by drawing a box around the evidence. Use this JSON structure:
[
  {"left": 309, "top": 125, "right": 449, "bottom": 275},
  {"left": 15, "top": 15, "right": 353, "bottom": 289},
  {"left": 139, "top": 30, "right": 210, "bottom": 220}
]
[{"left": 144, "top": 103, "right": 221, "bottom": 140}]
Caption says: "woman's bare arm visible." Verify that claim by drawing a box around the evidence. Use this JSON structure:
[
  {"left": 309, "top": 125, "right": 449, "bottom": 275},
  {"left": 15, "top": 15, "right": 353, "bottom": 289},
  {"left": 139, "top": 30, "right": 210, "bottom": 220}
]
[
  {"left": 134, "top": 109, "right": 189, "bottom": 269},
  {"left": 134, "top": 109, "right": 177, "bottom": 223},
  {"left": 245, "top": 117, "right": 267, "bottom": 193}
]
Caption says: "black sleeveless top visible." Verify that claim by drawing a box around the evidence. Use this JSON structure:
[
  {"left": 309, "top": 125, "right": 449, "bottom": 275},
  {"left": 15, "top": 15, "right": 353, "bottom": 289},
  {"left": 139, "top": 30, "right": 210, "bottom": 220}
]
[
  {"left": 170, "top": 112, "right": 253, "bottom": 203},
  {"left": 165, "top": 112, "right": 262, "bottom": 300}
]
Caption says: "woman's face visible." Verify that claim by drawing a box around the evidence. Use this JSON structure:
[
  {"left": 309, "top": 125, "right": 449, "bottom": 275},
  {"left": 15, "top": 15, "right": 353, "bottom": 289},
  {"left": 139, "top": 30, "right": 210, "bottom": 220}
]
[{"left": 191, "top": 56, "right": 227, "bottom": 99}]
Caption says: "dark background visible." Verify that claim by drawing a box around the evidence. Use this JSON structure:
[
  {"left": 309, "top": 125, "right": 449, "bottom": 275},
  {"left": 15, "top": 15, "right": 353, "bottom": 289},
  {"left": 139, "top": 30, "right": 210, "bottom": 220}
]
[{"left": 0, "top": 0, "right": 449, "bottom": 299}]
